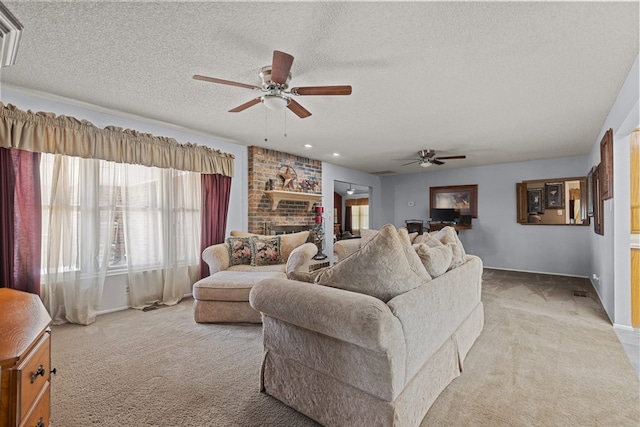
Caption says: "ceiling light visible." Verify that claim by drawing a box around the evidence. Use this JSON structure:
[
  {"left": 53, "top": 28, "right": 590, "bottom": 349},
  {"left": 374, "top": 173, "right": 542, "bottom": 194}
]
[
  {"left": 332, "top": 153, "right": 340, "bottom": 157},
  {"left": 261, "top": 94, "right": 289, "bottom": 110},
  {"left": 347, "top": 188, "right": 355, "bottom": 195},
  {"left": 304, "top": 144, "right": 312, "bottom": 148},
  {"left": 420, "top": 161, "right": 432, "bottom": 168}
]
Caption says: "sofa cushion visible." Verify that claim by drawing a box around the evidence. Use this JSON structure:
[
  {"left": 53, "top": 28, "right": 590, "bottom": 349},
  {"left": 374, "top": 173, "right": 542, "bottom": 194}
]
[
  {"left": 317, "top": 224, "right": 431, "bottom": 302},
  {"left": 226, "top": 237, "right": 252, "bottom": 266},
  {"left": 230, "top": 230, "right": 309, "bottom": 260},
  {"left": 250, "top": 236, "right": 282, "bottom": 266},
  {"left": 447, "top": 242, "right": 466, "bottom": 270},
  {"left": 414, "top": 243, "right": 453, "bottom": 278}
]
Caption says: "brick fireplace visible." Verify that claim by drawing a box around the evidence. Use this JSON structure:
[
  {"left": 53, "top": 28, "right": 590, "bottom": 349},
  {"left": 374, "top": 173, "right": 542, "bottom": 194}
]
[{"left": 247, "top": 146, "right": 323, "bottom": 235}]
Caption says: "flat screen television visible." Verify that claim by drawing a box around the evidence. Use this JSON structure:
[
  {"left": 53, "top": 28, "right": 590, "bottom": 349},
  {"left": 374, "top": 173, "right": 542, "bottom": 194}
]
[{"left": 431, "top": 208, "right": 456, "bottom": 223}]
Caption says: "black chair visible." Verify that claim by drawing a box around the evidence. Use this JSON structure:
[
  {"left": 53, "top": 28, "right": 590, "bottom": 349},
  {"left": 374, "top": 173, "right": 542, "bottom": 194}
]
[{"left": 405, "top": 219, "right": 424, "bottom": 234}]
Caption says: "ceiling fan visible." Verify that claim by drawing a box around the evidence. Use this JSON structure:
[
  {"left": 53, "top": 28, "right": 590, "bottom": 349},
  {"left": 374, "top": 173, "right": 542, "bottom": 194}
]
[
  {"left": 193, "top": 50, "right": 352, "bottom": 119},
  {"left": 399, "top": 149, "right": 467, "bottom": 168}
]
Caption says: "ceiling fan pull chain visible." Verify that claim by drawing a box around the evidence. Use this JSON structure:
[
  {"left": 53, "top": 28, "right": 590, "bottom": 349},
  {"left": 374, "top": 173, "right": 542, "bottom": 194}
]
[
  {"left": 284, "top": 108, "right": 287, "bottom": 138},
  {"left": 264, "top": 109, "right": 268, "bottom": 142}
]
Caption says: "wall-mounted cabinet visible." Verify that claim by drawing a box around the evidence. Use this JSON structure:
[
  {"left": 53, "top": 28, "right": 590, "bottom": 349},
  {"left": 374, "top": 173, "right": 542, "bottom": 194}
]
[{"left": 516, "top": 176, "right": 589, "bottom": 226}]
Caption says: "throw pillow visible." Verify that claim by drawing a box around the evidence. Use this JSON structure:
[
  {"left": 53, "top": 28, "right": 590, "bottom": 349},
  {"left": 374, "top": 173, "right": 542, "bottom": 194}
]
[
  {"left": 413, "top": 232, "right": 443, "bottom": 247},
  {"left": 431, "top": 226, "right": 466, "bottom": 257},
  {"left": 360, "top": 228, "right": 379, "bottom": 246},
  {"left": 250, "top": 236, "right": 282, "bottom": 266},
  {"left": 226, "top": 237, "right": 252, "bottom": 266},
  {"left": 317, "top": 224, "right": 431, "bottom": 302},
  {"left": 414, "top": 243, "right": 453, "bottom": 278},
  {"left": 230, "top": 230, "right": 309, "bottom": 260},
  {"left": 447, "top": 242, "right": 466, "bottom": 270}
]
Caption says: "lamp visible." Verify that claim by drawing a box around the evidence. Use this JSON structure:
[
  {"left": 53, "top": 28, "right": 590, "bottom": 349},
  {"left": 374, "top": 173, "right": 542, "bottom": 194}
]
[
  {"left": 313, "top": 206, "right": 327, "bottom": 260},
  {"left": 261, "top": 94, "right": 289, "bottom": 110},
  {"left": 420, "top": 160, "right": 432, "bottom": 168},
  {"left": 346, "top": 185, "right": 355, "bottom": 195}
]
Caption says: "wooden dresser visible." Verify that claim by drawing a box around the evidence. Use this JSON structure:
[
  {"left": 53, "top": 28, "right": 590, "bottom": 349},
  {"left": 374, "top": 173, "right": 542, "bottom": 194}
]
[{"left": 0, "top": 288, "right": 53, "bottom": 427}]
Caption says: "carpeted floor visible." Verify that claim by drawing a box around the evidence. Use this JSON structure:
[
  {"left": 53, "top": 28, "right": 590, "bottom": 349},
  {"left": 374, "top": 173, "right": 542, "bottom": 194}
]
[{"left": 50, "top": 269, "right": 640, "bottom": 426}]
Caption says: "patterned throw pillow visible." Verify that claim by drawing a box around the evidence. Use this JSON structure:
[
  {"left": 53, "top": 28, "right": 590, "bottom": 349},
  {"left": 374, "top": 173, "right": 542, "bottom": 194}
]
[
  {"left": 250, "top": 236, "right": 283, "bottom": 266},
  {"left": 226, "top": 237, "right": 252, "bottom": 266}
]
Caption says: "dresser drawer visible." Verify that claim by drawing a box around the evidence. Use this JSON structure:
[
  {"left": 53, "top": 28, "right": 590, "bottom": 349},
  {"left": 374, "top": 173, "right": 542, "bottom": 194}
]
[
  {"left": 19, "top": 381, "right": 49, "bottom": 427},
  {"left": 16, "top": 333, "right": 50, "bottom": 423}
]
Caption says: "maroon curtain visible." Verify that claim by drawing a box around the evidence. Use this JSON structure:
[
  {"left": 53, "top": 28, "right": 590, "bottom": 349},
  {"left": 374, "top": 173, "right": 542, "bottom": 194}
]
[
  {"left": 0, "top": 148, "right": 41, "bottom": 294},
  {"left": 0, "top": 148, "right": 15, "bottom": 288},
  {"left": 344, "top": 206, "right": 353, "bottom": 233},
  {"left": 200, "top": 174, "right": 232, "bottom": 278}
]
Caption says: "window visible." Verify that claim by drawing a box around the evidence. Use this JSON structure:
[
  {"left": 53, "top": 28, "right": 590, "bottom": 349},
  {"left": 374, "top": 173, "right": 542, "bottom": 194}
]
[
  {"left": 40, "top": 153, "right": 201, "bottom": 278},
  {"left": 346, "top": 198, "right": 369, "bottom": 235}
]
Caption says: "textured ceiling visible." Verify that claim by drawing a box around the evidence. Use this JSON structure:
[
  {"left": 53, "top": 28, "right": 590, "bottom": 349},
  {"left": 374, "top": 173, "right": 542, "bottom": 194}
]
[{"left": 2, "top": 1, "right": 638, "bottom": 174}]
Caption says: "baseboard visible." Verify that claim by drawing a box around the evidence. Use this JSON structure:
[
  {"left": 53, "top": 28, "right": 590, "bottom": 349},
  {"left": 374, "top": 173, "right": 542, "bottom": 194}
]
[
  {"left": 483, "top": 265, "right": 589, "bottom": 279},
  {"left": 96, "top": 305, "right": 130, "bottom": 316},
  {"left": 613, "top": 324, "right": 639, "bottom": 333}
]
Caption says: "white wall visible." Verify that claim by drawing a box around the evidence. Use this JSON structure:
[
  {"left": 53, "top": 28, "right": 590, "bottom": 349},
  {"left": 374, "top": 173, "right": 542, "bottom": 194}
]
[
  {"left": 381, "top": 155, "right": 592, "bottom": 276},
  {"left": 1, "top": 87, "right": 249, "bottom": 312},
  {"left": 588, "top": 55, "right": 639, "bottom": 328}
]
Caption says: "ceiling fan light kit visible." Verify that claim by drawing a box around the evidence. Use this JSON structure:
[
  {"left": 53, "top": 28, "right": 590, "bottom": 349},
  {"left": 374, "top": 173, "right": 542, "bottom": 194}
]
[
  {"left": 194, "top": 50, "right": 352, "bottom": 118},
  {"left": 261, "top": 94, "right": 289, "bottom": 110},
  {"left": 420, "top": 161, "right": 432, "bottom": 168}
]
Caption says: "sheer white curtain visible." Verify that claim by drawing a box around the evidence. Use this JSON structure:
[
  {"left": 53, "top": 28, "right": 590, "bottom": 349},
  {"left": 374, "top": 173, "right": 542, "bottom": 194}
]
[
  {"left": 40, "top": 154, "right": 201, "bottom": 325},
  {"left": 123, "top": 166, "right": 201, "bottom": 308},
  {"left": 41, "top": 154, "right": 119, "bottom": 325}
]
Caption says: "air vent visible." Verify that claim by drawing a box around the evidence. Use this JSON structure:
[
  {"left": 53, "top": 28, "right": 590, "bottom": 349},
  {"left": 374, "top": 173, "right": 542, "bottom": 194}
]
[
  {"left": 371, "top": 170, "right": 396, "bottom": 176},
  {"left": 572, "top": 290, "right": 589, "bottom": 298}
]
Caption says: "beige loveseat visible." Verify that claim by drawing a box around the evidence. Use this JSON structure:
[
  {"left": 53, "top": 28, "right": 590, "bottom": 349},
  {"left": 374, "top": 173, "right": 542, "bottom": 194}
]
[
  {"left": 250, "top": 225, "right": 484, "bottom": 426},
  {"left": 193, "top": 230, "right": 317, "bottom": 323}
]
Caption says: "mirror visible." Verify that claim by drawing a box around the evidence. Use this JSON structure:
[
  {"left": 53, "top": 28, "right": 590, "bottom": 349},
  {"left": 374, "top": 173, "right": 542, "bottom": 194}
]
[
  {"left": 516, "top": 176, "right": 589, "bottom": 226},
  {"left": 334, "top": 181, "right": 370, "bottom": 240}
]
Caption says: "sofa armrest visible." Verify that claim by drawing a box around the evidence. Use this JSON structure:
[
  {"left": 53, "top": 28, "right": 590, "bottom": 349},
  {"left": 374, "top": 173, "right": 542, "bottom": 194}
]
[
  {"left": 285, "top": 242, "right": 318, "bottom": 275},
  {"left": 250, "top": 278, "right": 403, "bottom": 352},
  {"left": 202, "top": 243, "right": 230, "bottom": 275},
  {"left": 333, "top": 238, "right": 362, "bottom": 262}
]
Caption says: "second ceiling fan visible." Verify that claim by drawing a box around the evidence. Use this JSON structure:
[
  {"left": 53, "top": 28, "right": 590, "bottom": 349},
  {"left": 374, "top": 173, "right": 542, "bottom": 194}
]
[
  {"left": 400, "top": 149, "right": 467, "bottom": 168},
  {"left": 193, "top": 50, "right": 352, "bottom": 119}
]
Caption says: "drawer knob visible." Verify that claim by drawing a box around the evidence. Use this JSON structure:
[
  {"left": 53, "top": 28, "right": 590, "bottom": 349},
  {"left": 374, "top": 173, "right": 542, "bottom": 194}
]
[
  {"left": 51, "top": 367, "right": 57, "bottom": 376},
  {"left": 35, "top": 417, "right": 45, "bottom": 427},
  {"left": 31, "top": 365, "right": 45, "bottom": 383}
]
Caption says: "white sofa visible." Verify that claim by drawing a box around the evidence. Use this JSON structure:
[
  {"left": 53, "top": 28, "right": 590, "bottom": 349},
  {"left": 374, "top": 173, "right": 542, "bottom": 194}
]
[{"left": 250, "top": 225, "right": 484, "bottom": 426}]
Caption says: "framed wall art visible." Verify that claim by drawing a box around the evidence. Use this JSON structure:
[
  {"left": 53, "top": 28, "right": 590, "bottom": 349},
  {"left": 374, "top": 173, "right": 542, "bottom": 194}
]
[
  {"left": 430, "top": 184, "right": 478, "bottom": 218},
  {"left": 545, "top": 183, "right": 564, "bottom": 209},
  {"left": 600, "top": 128, "right": 613, "bottom": 200},
  {"left": 527, "top": 188, "right": 544, "bottom": 214}
]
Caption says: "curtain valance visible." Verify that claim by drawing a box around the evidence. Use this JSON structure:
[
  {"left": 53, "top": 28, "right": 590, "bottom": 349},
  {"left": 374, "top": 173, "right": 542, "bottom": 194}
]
[
  {"left": 0, "top": 103, "right": 234, "bottom": 177},
  {"left": 345, "top": 198, "right": 369, "bottom": 207}
]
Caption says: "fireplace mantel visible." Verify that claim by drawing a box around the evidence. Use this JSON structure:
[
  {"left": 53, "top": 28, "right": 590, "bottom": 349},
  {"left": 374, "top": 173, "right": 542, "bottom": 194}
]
[{"left": 265, "top": 190, "right": 322, "bottom": 211}]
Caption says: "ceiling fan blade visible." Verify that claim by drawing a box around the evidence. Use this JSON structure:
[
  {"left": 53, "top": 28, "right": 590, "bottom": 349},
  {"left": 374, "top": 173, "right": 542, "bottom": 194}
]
[
  {"left": 229, "top": 97, "right": 261, "bottom": 113},
  {"left": 432, "top": 160, "right": 445, "bottom": 165},
  {"left": 291, "top": 86, "right": 352, "bottom": 96},
  {"left": 271, "top": 50, "right": 294, "bottom": 85},
  {"left": 286, "top": 99, "right": 312, "bottom": 118},
  {"left": 193, "top": 75, "right": 259, "bottom": 90},
  {"left": 435, "top": 155, "right": 466, "bottom": 160},
  {"left": 402, "top": 160, "right": 420, "bottom": 166}
]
